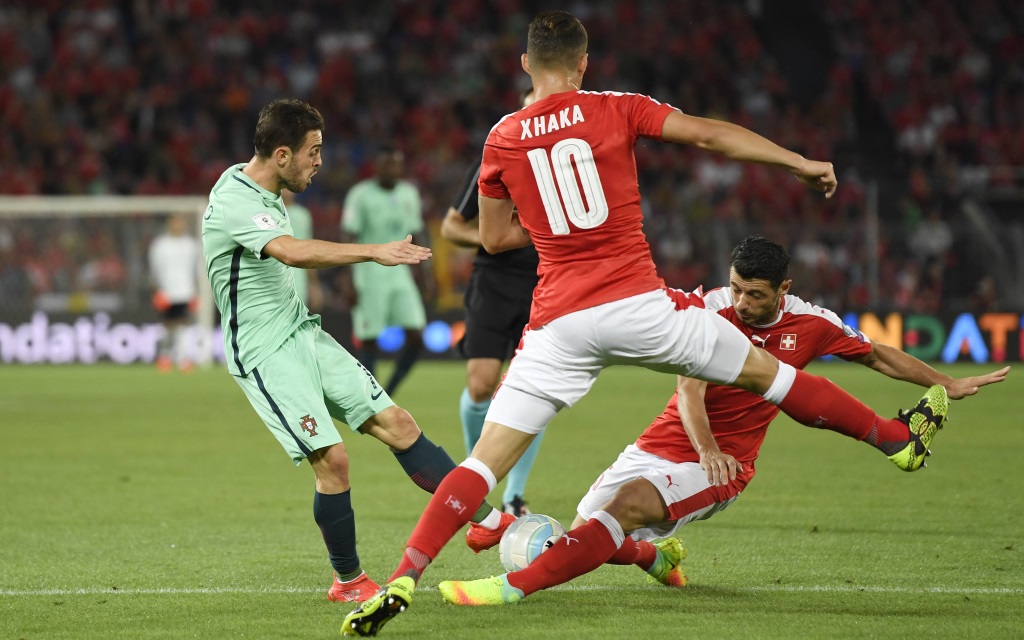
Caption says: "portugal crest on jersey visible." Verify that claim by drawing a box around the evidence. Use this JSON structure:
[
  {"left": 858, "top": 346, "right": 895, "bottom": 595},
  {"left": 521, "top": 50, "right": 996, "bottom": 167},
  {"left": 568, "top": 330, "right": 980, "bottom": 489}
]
[{"left": 299, "top": 414, "right": 318, "bottom": 437}]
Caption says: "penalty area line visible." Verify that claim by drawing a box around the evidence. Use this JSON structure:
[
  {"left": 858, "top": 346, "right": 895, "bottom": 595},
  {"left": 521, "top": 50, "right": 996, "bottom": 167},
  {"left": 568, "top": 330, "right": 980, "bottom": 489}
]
[{"left": 1, "top": 584, "right": 1021, "bottom": 597}]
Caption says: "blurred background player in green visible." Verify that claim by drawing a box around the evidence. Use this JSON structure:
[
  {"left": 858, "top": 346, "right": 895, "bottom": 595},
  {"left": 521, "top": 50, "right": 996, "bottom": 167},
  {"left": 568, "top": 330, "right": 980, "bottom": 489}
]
[
  {"left": 148, "top": 213, "right": 200, "bottom": 372},
  {"left": 283, "top": 189, "right": 324, "bottom": 311},
  {"left": 440, "top": 90, "right": 541, "bottom": 517},
  {"left": 340, "top": 146, "right": 431, "bottom": 397},
  {"left": 202, "top": 99, "right": 506, "bottom": 604}
]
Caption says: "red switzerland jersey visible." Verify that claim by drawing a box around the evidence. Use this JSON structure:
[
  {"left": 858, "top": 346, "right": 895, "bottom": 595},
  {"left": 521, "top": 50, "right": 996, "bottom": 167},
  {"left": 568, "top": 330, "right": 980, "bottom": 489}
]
[
  {"left": 479, "top": 90, "right": 677, "bottom": 328},
  {"left": 635, "top": 288, "right": 874, "bottom": 478}
]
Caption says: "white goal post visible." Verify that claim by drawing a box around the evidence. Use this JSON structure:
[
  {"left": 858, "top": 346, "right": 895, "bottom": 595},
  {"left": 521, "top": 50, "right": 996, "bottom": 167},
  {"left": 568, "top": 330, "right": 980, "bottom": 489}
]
[{"left": 0, "top": 195, "right": 215, "bottom": 365}]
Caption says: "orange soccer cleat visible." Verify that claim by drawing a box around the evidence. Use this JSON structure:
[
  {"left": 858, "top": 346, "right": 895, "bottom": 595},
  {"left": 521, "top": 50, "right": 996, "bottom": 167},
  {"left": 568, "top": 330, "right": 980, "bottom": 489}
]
[
  {"left": 465, "top": 511, "right": 517, "bottom": 553},
  {"left": 327, "top": 572, "right": 383, "bottom": 603}
]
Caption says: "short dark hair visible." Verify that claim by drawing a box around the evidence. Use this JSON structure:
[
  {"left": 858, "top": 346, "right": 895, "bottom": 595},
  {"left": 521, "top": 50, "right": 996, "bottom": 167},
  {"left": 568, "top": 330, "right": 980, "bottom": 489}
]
[
  {"left": 253, "top": 98, "right": 324, "bottom": 158},
  {"left": 731, "top": 236, "right": 790, "bottom": 288},
  {"left": 527, "top": 11, "right": 588, "bottom": 71}
]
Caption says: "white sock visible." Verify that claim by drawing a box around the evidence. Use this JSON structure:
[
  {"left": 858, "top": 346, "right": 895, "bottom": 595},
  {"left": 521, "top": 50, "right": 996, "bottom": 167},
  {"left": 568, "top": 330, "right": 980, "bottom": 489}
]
[{"left": 478, "top": 508, "right": 503, "bottom": 530}]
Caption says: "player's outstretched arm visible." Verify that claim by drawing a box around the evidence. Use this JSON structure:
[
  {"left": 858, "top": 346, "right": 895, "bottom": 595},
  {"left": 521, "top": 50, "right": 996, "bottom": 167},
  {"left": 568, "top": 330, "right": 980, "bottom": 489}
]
[
  {"left": 263, "top": 235, "right": 431, "bottom": 269},
  {"left": 479, "top": 195, "right": 531, "bottom": 254},
  {"left": 676, "top": 376, "right": 743, "bottom": 486},
  {"left": 661, "top": 111, "right": 837, "bottom": 198},
  {"left": 855, "top": 342, "right": 1010, "bottom": 400}
]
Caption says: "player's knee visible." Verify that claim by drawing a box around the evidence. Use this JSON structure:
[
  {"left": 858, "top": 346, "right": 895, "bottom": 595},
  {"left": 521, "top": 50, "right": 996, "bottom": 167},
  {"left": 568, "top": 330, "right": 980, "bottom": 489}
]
[
  {"left": 313, "top": 445, "right": 351, "bottom": 487},
  {"left": 467, "top": 375, "right": 499, "bottom": 403},
  {"left": 384, "top": 406, "right": 422, "bottom": 447},
  {"left": 359, "top": 405, "right": 423, "bottom": 449},
  {"left": 604, "top": 480, "right": 664, "bottom": 531}
]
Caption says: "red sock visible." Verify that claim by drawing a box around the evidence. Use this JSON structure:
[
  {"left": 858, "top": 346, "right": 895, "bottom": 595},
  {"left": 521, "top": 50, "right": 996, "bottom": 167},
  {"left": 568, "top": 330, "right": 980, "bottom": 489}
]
[
  {"left": 605, "top": 537, "right": 658, "bottom": 570},
  {"left": 777, "top": 370, "right": 909, "bottom": 448},
  {"left": 388, "top": 466, "right": 488, "bottom": 583},
  {"left": 506, "top": 518, "right": 619, "bottom": 596}
]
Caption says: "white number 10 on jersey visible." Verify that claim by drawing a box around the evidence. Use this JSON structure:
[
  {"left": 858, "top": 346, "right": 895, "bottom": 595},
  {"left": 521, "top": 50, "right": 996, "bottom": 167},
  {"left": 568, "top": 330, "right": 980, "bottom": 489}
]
[{"left": 528, "top": 138, "right": 609, "bottom": 234}]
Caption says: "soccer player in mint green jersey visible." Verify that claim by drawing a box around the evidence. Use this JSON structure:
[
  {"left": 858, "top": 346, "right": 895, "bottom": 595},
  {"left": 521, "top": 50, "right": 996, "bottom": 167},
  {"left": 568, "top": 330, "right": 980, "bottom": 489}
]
[
  {"left": 340, "top": 146, "right": 430, "bottom": 397},
  {"left": 202, "top": 98, "right": 506, "bottom": 604}
]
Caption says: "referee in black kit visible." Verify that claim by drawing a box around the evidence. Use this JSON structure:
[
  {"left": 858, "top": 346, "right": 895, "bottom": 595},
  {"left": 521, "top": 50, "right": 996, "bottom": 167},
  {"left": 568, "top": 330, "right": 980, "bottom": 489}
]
[{"left": 440, "top": 91, "right": 542, "bottom": 516}]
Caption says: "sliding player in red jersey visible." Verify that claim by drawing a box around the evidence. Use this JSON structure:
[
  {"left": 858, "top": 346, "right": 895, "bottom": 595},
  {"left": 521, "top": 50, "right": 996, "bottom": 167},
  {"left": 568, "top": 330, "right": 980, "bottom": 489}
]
[{"left": 438, "top": 236, "right": 1008, "bottom": 604}]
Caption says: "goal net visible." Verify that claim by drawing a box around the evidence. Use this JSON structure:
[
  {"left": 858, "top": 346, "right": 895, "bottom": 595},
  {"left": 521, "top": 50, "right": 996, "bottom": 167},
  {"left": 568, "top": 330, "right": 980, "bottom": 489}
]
[{"left": 0, "top": 196, "right": 217, "bottom": 365}]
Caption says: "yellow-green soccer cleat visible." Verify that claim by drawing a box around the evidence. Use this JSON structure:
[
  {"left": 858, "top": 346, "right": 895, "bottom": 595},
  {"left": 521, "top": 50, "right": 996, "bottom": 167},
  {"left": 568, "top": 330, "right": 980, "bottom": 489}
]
[
  {"left": 645, "top": 537, "right": 689, "bottom": 588},
  {"left": 340, "top": 576, "right": 415, "bottom": 637},
  {"left": 438, "top": 574, "right": 524, "bottom": 606},
  {"left": 888, "top": 385, "right": 949, "bottom": 472}
]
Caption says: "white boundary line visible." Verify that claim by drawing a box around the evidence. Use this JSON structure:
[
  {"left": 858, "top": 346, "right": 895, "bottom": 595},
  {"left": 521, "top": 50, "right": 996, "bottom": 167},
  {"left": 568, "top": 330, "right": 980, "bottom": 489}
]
[{"left": 1, "top": 584, "right": 1021, "bottom": 597}]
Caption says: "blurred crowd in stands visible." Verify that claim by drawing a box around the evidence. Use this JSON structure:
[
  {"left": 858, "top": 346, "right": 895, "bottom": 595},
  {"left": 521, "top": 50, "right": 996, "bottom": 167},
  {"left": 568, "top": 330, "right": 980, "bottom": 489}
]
[{"left": 0, "top": 0, "right": 1020, "bottom": 318}]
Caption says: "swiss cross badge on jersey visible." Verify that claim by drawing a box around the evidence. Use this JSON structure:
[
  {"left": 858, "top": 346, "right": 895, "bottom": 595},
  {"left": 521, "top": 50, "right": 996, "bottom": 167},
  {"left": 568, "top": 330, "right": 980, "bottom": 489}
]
[
  {"left": 299, "top": 415, "right": 318, "bottom": 437},
  {"left": 780, "top": 334, "right": 798, "bottom": 351}
]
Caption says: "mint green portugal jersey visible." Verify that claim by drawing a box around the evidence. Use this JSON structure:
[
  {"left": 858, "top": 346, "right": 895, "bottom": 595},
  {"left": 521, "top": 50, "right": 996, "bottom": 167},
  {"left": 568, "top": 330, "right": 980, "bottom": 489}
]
[
  {"left": 341, "top": 178, "right": 422, "bottom": 289},
  {"left": 203, "top": 164, "right": 311, "bottom": 377}
]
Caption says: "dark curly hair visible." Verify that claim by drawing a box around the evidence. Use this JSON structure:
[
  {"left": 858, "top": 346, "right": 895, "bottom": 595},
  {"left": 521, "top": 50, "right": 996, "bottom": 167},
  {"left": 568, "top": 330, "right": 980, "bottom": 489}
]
[{"left": 731, "top": 236, "right": 790, "bottom": 288}]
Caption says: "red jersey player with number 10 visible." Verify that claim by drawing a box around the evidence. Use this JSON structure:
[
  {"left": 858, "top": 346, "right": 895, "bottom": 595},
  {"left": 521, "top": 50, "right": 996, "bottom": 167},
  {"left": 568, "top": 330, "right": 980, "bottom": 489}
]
[
  {"left": 483, "top": 87, "right": 674, "bottom": 329},
  {"left": 342, "top": 11, "right": 950, "bottom": 636}
]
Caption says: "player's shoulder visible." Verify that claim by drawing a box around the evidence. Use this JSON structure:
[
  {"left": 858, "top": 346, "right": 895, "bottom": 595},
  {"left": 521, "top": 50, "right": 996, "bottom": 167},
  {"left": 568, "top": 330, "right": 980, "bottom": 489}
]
[
  {"left": 486, "top": 109, "right": 528, "bottom": 144},
  {"left": 206, "top": 166, "right": 261, "bottom": 223},
  {"left": 578, "top": 89, "right": 660, "bottom": 102},
  {"left": 212, "top": 176, "right": 270, "bottom": 224},
  {"left": 781, "top": 295, "right": 846, "bottom": 329},
  {"left": 781, "top": 295, "right": 871, "bottom": 345},
  {"left": 702, "top": 286, "right": 734, "bottom": 312},
  {"left": 578, "top": 89, "right": 671, "bottom": 111}
]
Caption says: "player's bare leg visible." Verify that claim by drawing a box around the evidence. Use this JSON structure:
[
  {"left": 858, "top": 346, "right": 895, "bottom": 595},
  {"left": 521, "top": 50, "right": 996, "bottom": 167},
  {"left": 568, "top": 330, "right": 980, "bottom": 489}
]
[
  {"left": 462, "top": 358, "right": 542, "bottom": 517},
  {"left": 460, "top": 358, "right": 503, "bottom": 454}
]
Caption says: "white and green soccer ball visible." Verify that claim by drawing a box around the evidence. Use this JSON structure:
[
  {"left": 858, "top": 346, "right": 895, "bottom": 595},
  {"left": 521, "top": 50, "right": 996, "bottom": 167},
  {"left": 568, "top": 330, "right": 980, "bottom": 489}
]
[{"left": 498, "top": 513, "right": 566, "bottom": 572}]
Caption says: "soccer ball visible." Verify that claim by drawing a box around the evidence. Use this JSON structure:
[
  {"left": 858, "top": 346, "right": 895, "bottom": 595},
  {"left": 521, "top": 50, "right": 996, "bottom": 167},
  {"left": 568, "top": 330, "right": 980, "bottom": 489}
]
[{"left": 498, "top": 513, "right": 566, "bottom": 572}]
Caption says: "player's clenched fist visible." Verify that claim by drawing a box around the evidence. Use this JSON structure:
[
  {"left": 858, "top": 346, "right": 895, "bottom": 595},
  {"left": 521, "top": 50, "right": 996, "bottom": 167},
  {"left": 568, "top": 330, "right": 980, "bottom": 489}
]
[
  {"left": 792, "top": 159, "right": 837, "bottom": 198},
  {"left": 373, "top": 234, "right": 432, "bottom": 266}
]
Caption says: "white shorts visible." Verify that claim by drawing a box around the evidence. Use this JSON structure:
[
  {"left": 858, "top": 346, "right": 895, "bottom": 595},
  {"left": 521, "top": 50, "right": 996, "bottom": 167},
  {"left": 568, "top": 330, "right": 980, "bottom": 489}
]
[
  {"left": 486, "top": 289, "right": 751, "bottom": 434},
  {"left": 577, "top": 444, "right": 742, "bottom": 541}
]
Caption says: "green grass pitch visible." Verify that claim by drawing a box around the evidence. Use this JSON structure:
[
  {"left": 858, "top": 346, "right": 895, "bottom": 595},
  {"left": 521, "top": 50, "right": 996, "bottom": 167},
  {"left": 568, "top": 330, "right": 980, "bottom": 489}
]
[{"left": 1, "top": 361, "right": 1021, "bottom": 639}]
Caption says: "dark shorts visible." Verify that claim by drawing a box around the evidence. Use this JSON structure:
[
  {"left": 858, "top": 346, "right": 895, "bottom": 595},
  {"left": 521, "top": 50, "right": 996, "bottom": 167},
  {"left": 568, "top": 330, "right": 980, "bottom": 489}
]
[
  {"left": 164, "top": 303, "right": 190, "bottom": 321},
  {"left": 458, "top": 267, "right": 536, "bottom": 361}
]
